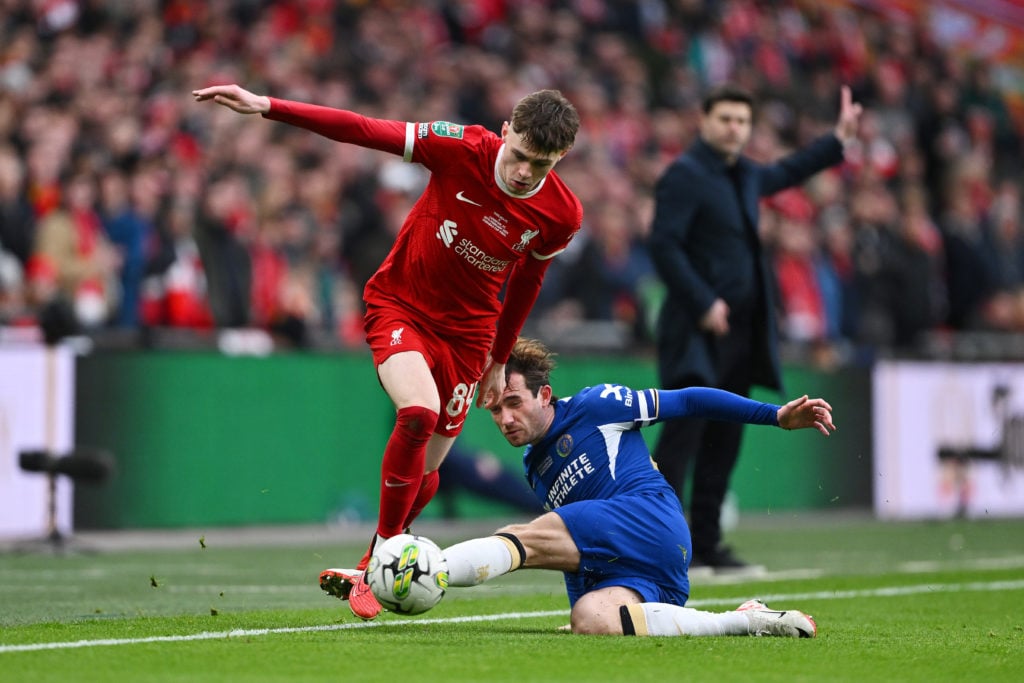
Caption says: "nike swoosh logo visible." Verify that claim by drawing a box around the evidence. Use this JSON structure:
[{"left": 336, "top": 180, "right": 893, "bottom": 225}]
[
  {"left": 384, "top": 480, "right": 411, "bottom": 488},
  {"left": 445, "top": 421, "right": 464, "bottom": 431},
  {"left": 456, "top": 191, "right": 482, "bottom": 207}
]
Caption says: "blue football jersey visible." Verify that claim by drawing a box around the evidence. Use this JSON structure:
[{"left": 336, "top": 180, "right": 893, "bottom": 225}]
[
  {"left": 519, "top": 383, "right": 779, "bottom": 606},
  {"left": 524, "top": 384, "right": 670, "bottom": 509}
]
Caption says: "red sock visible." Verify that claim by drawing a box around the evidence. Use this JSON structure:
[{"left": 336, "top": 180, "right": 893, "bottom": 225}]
[
  {"left": 357, "top": 471, "right": 440, "bottom": 570},
  {"left": 403, "top": 469, "right": 440, "bottom": 530},
  {"left": 377, "top": 405, "right": 437, "bottom": 539}
]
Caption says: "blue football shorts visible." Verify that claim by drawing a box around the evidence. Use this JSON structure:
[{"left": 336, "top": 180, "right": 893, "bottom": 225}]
[{"left": 554, "top": 488, "right": 692, "bottom": 607}]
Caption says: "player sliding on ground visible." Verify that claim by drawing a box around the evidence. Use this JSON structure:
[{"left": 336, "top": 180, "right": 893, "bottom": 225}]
[{"left": 439, "top": 337, "right": 835, "bottom": 636}]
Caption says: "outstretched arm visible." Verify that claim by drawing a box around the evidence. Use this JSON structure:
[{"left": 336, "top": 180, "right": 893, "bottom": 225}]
[
  {"left": 759, "top": 85, "right": 862, "bottom": 195},
  {"left": 656, "top": 387, "right": 836, "bottom": 435},
  {"left": 193, "top": 83, "right": 408, "bottom": 155},
  {"left": 192, "top": 84, "right": 270, "bottom": 114}
]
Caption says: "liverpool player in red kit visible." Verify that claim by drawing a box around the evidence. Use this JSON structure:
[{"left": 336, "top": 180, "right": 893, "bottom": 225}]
[{"left": 193, "top": 83, "right": 582, "bottom": 619}]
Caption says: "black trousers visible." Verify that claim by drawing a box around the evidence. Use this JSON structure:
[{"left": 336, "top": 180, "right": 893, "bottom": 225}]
[{"left": 654, "top": 323, "right": 754, "bottom": 555}]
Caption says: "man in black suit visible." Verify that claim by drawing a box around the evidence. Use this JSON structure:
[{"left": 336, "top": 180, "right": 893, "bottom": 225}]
[{"left": 647, "top": 84, "right": 862, "bottom": 571}]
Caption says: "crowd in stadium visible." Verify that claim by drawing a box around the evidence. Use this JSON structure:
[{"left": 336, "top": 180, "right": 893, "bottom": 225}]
[{"left": 0, "top": 0, "right": 1022, "bottom": 363}]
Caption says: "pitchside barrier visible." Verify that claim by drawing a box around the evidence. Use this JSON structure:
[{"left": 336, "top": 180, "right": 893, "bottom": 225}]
[
  {"left": 873, "top": 360, "right": 1024, "bottom": 519},
  {"left": 0, "top": 345, "right": 75, "bottom": 541},
  {"left": 69, "top": 350, "right": 872, "bottom": 529}
]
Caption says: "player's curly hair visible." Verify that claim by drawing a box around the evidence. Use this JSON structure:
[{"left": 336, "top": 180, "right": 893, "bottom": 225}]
[
  {"left": 506, "top": 337, "right": 558, "bottom": 400},
  {"left": 510, "top": 90, "right": 579, "bottom": 155}
]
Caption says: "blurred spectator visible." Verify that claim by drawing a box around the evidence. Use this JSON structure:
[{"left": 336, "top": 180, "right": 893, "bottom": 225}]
[
  {"left": 27, "top": 172, "right": 121, "bottom": 330},
  {"left": 99, "top": 169, "right": 150, "bottom": 328},
  {"left": 915, "top": 78, "right": 971, "bottom": 216},
  {"left": 817, "top": 204, "right": 859, "bottom": 343},
  {"left": 850, "top": 179, "right": 945, "bottom": 349},
  {"left": 195, "top": 172, "right": 253, "bottom": 329},
  {"left": 555, "top": 199, "right": 656, "bottom": 344},
  {"left": 140, "top": 198, "right": 213, "bottom": 330},
  {"left": 250, "top": 206, "right": 322, "bottom": 349},
  {"left": 963, "top": 61, "right": 1021, "bottom": 182},
  {"left": 770, "top": 190, "right": 831, "bottom": 351},
  {"left": 0, "top": 146, "right": 35, "bottom": 268},
  {"left": 939, "top": 181, "right": 1000, "bottom": 331},
  {"left": 0, "top": 146, "right": 33, "bottom": 323},
  {"left": 982, "top": 180, "right": 1024, "bottom": 331}
]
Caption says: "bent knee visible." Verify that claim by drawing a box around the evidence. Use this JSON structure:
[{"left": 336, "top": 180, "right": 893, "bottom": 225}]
[
  {"left": 569, "top": 587, "right": 642, "bottom": 635},
  {"left": 570, "top": 608, "right": 623, "bottom": 635}
]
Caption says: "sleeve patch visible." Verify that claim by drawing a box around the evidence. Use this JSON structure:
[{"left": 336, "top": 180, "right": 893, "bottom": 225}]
[{"left": 430, "top": 121, "right": 465, "bottom": 139}]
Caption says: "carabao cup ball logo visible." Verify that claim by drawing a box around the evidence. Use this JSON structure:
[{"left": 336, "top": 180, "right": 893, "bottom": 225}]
[{"left": 391, "top": 542, "right": 421, "bottom": 599}]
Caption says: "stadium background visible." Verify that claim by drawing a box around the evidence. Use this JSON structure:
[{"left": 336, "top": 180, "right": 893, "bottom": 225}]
[{"left": 1, "top": 0, "right": 1023, "bottom": 532}]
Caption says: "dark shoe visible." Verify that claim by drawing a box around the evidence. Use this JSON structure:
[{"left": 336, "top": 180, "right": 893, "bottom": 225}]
[
  {"left": 691, "top": 545, "right": 765, "bottom": 575},
  {"left": 692, "top": 545, "right": 747, "bottom": 568}
]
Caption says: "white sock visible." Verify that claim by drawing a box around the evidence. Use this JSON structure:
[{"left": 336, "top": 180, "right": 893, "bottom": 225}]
[
  {"left": 443, "top": 536, "right": 523, "bottom": 587},
  {"left": 622, "top": 603, "right": 750, "bottom": 636}
]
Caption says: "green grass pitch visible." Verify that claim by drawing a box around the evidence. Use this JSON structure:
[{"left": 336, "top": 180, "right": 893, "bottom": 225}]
[{"left": 1, "top": 515, "right": 1022, "bottom": 682}]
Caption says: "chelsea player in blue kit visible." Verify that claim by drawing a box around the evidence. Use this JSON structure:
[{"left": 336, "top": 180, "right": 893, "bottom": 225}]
[{"left": 441, "top": 338, "right": 835, "bottom": 637}]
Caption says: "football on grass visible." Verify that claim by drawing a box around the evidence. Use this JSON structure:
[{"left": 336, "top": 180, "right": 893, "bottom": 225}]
[{"left": 366, "top": 534, "right": 449, "bottom": 615}]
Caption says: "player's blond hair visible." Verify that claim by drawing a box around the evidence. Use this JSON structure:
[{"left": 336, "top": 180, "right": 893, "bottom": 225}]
[
  {"left": 510, "top": 90, "right": 579, "bottom": 155},
  {"left": 506, "top": 337, "right": 558, "bottom": 399}
]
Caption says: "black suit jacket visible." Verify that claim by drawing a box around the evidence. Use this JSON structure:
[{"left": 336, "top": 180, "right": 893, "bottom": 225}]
[{"left": 648, "top": 134, "right": 844, "bottom": 391}]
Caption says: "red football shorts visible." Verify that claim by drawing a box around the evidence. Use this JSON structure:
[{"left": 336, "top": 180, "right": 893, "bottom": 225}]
[{"left": 364, "top": 303, "right": 491, "bottom": 438}]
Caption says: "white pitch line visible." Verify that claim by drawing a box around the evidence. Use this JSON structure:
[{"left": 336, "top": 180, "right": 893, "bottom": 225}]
[
  {"left": 898, "top": 556, "right": 1024, "bottom": 573},
  {"left": 2, "top": 579, "right": 1023, "bottom": 654},
  {"left": 0, "top": 611, "right": 567, "bottom": 654},
  {"left": 684, "top": 578, "right": 1024, "bottom": 608}
]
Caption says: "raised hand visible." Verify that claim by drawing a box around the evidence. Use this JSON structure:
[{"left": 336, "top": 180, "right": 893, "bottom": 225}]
[
  {"left": 834, "top": 85, "right": 863, "bottom": 146},
  {"left": 777, "top": 394, "right": 836, "bottom": 436}
]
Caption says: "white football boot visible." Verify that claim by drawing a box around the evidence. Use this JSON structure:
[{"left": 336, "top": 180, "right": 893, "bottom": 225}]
[{"left": 736, "top": 599, "right": 817, "bottom": 638}]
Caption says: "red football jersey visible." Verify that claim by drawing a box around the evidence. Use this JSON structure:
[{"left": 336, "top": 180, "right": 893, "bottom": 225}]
[{"left": 265, "top": 100, "right": 582, "bottom": 355}]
